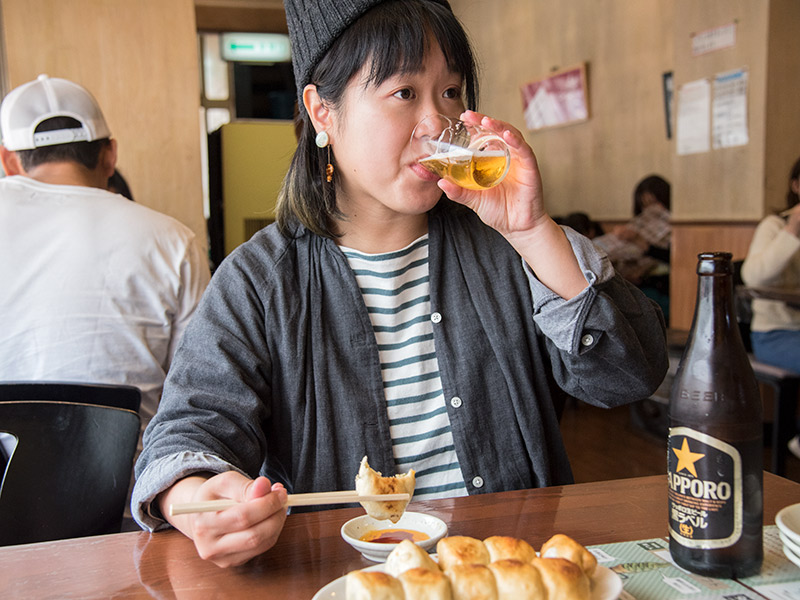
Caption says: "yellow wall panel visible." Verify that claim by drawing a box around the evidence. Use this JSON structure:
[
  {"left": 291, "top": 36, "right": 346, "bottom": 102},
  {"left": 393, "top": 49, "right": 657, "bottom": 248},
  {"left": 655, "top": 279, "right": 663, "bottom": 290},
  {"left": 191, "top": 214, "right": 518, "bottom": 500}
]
[{"left": 220, "top": 121, "right": 296, "bottom": 255}]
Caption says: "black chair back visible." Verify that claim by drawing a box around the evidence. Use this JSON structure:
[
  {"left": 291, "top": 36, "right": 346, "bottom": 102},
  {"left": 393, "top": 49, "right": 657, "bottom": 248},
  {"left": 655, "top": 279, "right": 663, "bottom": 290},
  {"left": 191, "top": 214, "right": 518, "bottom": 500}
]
[
  {"left": 0, "top": 382, "right": 141, "bottom": 546},
  {"left": 0, "top": 381, "right": 141, "bottom": 411}
]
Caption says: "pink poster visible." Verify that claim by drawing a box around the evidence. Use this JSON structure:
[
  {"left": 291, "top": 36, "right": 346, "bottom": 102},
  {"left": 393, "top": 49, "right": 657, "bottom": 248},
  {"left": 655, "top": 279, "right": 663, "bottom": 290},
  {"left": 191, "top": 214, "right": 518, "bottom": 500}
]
[{"left": 521, "top": 64, "right": 589, "bottom": 131}]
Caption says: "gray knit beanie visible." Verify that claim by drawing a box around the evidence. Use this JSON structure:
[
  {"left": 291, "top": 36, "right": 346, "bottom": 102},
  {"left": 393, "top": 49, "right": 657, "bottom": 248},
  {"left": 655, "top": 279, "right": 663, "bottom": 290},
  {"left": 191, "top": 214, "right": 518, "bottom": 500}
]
[{"left": 284, "top": 0, "right": 452, "bottom": 109}]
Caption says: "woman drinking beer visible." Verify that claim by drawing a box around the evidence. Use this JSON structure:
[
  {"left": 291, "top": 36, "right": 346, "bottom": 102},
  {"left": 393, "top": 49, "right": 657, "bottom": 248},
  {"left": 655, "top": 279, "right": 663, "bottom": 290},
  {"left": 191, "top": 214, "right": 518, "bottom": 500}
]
[{"left": 132, "top": 0, "right": 668, "bottom": 567}]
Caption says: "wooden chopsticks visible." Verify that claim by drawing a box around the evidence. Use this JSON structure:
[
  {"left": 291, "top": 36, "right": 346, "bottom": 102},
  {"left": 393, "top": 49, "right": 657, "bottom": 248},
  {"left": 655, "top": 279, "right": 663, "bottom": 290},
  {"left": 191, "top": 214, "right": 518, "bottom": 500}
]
[{"left": 169, "top": 491, "right": 410, "bottom": 516}]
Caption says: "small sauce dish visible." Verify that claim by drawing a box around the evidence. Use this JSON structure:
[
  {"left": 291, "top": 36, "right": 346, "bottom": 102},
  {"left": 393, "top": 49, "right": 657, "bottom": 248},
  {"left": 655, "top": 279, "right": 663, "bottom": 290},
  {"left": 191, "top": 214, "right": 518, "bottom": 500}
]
[{"left": 341, "top": 511, "right": 447, "bottom": 562}]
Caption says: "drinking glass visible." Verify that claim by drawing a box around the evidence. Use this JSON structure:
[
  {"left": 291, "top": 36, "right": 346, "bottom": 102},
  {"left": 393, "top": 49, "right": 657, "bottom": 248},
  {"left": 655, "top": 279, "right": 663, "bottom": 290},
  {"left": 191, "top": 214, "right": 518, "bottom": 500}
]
[{"left": 410, "top": 114, "right": 510, "bottom": 190}]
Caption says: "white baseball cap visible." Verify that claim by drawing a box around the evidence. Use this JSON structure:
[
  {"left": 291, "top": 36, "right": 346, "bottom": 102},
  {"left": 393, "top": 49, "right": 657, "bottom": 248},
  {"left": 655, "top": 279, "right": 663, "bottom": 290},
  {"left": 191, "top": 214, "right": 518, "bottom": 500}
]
[{"left": 0, "top": 74, "right": 111, "bottom": 151}]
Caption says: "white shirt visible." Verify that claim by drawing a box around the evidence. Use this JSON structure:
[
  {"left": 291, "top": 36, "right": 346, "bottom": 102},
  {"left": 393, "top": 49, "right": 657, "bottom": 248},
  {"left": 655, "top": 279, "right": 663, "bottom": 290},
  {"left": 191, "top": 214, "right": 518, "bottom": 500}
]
[{"left": 0, "top": 175, "right": 210, "bottom": 428}]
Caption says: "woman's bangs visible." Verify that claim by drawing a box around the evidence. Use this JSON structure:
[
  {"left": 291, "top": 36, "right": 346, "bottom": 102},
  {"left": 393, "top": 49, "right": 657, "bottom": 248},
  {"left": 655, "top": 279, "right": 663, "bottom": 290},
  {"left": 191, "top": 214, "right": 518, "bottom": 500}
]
[{"left": 360, "top": 3, "right": 475, "bottom": 90}]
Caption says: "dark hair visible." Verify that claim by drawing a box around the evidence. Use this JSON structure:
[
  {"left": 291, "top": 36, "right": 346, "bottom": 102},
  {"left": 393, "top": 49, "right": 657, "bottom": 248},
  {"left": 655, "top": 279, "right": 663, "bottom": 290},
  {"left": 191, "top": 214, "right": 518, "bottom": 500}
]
[
  {"left": 16, "top": 117, "right": 110, "bottom": 172},
  {"left": 108, "top": 169, "right": 134, "bottom": 201},
  {"left": 786, "top": 156, "right": 800, "bottom": 209},
  {"left": 277, "top": 0, "right": 479, "bottom": 238},
  {"left": 633, "top": 174, "right": 671, "bottom": 215},
  {"left": 561, "top": 212, "right": 604, "bottom": 239}
]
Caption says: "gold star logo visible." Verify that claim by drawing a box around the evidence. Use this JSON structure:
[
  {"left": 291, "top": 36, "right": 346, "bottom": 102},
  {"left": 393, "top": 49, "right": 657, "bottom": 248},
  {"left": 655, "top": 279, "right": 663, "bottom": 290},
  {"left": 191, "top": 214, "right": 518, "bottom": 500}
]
[{"left": 672, "top": 438, "right": 705, "bottom": 477}]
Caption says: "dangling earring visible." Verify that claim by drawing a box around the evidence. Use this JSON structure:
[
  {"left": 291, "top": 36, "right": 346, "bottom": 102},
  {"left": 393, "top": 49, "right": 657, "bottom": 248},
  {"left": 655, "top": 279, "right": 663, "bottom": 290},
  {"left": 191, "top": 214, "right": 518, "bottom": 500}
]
[{"left": 316, "top": 131, "right": 334, "bottom": 183}]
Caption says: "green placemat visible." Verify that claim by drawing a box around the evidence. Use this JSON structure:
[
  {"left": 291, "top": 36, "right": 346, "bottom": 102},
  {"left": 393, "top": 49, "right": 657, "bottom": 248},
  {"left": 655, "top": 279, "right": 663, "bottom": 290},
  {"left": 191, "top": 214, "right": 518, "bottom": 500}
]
[{"left": 588, "top": 526, "right": 800, "bottom": 600}]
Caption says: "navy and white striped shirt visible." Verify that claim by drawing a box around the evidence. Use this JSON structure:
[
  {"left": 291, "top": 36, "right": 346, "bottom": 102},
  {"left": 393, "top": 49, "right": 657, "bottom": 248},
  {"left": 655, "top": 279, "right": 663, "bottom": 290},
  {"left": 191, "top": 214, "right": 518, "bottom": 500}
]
[{"left": 341, "top": 235, "right": 468, "bottom": 500}]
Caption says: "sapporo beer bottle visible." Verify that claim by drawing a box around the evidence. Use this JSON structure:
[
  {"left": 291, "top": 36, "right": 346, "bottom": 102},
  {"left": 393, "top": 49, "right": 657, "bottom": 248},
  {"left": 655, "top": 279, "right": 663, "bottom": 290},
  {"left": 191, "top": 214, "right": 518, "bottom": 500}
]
[{"left": 668, "top": 252, "right": 763, "bottom": 578}]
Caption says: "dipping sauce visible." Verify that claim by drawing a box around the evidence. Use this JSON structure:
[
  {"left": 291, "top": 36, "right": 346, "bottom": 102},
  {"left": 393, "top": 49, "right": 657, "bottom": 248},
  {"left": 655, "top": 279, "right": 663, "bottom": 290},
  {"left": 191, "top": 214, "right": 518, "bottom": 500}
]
[{"left": 360, "top": 528, "right": 430, "bottom": 544}]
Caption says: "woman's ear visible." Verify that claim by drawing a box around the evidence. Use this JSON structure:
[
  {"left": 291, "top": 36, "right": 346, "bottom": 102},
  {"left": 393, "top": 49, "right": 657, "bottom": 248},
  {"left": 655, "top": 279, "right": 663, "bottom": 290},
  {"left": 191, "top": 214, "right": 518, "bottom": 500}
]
[{"left": 302, "top": 84, "right": 332, "bottom": 137}]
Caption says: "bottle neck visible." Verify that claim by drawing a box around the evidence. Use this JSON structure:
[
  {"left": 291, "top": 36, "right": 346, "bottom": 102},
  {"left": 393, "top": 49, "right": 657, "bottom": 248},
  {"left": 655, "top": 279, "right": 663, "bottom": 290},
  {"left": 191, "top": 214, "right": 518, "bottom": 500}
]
[{"left": 690, "top": 271, "right": 739, "bottom": 341}]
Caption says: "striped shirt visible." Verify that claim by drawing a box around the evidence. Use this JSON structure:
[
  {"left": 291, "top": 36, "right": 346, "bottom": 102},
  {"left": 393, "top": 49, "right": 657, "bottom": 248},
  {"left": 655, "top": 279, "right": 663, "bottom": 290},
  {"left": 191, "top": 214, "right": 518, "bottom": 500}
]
[{"left": 341, "top": 235, "right": 468, "bottom": 500}]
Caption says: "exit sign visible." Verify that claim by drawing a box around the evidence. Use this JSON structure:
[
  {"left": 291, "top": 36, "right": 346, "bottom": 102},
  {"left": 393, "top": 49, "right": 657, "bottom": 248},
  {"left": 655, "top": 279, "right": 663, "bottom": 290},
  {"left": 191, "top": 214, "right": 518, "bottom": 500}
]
[{"left": 220, "top": 33, "right": 291, "bottom": 63}]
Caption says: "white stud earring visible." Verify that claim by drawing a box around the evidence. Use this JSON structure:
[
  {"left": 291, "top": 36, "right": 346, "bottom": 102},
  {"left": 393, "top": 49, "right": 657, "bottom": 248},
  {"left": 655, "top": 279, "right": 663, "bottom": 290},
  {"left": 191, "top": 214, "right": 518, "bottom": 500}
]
[{"left": 315, "top": 131, "right": 329, "bottom": 148}]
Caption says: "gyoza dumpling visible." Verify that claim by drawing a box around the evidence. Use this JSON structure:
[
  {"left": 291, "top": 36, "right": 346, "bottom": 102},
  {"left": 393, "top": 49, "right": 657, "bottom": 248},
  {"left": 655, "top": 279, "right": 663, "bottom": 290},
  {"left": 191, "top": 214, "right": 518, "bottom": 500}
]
[
  {"left": 399, "top": 567, "right": 451, "bottom": 600},
  {"left": 355, "top": 456, "right": 415, "bottom": 523},
  {"left": 346, "top": 570, "right": 405, "bottom": 600},
  {"left": 483, "top": 536, "right": 537, "bottom": 563},
  {"left": 385, "top": 539, "right": 439, "bottom": 577},
  {"left": 539, "top": 534, "right": 597, "bottom": 577},
  {"left": 488, "top": 559, "right": 546, "bottom": 600},
  {"left": 530, "top": 557, "right": 590, "bottom": 600},
  {"left": 447, "top": 563, "right": 498, "bottom": 600},
  {"left": 436, "top": 536, "right": 490, "bottom": 573}
]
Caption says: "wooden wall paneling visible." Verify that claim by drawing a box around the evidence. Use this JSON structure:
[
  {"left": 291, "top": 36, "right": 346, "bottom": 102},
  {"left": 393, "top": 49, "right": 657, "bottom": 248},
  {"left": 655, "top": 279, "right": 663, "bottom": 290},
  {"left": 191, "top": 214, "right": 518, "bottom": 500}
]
[
  {"left": 764, "top": 0, "right": 800, "bottom": 215},
  {"left": 670, "top": 1, "right": 769, "bottom": 222},
  {"left": 670, "top": 222, "right": 757, "bottom": 330},
  {"left": 0, "top": 0, "right": 207, "bottom": 246},
  {"left": 451, "top": 0, "right": 674, "bottom": 221}
]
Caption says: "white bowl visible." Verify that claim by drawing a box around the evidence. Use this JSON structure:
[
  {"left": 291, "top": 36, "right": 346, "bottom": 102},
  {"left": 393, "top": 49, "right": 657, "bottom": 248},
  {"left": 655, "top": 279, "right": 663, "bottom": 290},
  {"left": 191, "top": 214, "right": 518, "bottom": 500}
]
[
  {"left": 341, "top": 511, "right": 448, "bottom": 562},
  {"left": 776, "top": 503, "right": 800, "bottom": 547}
]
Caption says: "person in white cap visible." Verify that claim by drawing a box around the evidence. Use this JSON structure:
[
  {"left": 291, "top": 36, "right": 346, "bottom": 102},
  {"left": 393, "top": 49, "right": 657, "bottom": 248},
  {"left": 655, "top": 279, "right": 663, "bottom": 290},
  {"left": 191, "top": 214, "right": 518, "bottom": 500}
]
[{"left": 0, "top": 75, "right": 211, "bottom": 454}]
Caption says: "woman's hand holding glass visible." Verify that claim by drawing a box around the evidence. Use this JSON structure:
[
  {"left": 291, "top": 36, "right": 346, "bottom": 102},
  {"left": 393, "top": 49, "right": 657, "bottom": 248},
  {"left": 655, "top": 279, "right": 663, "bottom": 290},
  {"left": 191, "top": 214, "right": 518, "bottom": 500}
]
[
  {"left": 425, "top": 110, "right": 588, "bottom": 299},
  {"left": 422, "top": 110, "right": 547, "bottom": 238},
  {"left": 160, "top": 471, "right": 288, "bottom": 568}
]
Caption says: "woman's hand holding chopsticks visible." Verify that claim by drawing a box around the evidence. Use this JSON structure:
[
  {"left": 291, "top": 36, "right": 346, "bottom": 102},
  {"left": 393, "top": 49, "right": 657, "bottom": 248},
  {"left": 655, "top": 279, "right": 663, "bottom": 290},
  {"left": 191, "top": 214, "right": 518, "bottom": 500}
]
[{"left": 158, "top": 471, "right": 289, "bottom": 568}]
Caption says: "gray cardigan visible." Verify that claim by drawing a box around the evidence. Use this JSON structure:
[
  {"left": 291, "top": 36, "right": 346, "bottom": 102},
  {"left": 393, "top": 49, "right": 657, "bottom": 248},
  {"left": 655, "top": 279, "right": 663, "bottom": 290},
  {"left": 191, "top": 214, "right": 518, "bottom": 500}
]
[{"left": 133, "top": 203, "right": 667, "bottom": 530}]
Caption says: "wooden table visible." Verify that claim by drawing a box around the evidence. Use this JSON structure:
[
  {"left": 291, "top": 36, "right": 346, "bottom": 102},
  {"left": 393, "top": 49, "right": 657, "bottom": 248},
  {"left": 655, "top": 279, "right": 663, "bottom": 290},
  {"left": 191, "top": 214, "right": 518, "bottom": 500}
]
[{"left": 1, "top": 473, "right": 798, "bottom": 598}]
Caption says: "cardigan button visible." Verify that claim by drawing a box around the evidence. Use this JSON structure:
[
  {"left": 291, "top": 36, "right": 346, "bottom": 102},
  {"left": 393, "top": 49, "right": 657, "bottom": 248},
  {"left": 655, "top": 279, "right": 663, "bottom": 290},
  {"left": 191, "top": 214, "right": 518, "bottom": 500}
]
[
  {"left": 472, "top": 476, "right": 484, "bottom": 488},
  {"left": 450, "top": 396, "right": 462, "bottom": 408},
  {"left": 431, "top": 312, "right": 442, "bottom": 324},
  {"left": 581, "top": 333, "right": 594, "bottom": 347}
]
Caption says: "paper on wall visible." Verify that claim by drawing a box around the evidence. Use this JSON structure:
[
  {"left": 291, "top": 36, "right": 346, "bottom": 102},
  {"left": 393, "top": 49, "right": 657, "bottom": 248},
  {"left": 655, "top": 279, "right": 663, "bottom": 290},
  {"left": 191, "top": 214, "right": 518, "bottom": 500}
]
[{"left": 676, "top": 78, "right": 711, "bottom": 155}]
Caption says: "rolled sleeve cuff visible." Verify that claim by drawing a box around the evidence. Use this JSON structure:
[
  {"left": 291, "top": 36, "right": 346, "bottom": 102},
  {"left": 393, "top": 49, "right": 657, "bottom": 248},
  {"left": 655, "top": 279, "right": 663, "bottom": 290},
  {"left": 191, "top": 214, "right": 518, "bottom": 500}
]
[
  {"left": 131, "top": 451, "right": 244, "bottom": 531},
  {"left": 526, "top": 227, "right": 616, "bottom": 353}
]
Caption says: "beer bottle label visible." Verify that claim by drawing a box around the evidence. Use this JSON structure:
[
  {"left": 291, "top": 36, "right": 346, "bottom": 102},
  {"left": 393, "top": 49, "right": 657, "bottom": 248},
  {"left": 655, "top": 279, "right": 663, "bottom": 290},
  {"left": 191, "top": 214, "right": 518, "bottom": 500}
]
[{"left": 667, "top": 427, "right": 742, "bottom": 549}]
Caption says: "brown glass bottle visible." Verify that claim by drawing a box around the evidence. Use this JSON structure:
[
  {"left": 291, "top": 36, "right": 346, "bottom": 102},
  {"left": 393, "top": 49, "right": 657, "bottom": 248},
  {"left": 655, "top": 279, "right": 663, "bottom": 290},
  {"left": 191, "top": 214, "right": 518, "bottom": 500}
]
[{"left": 668, "top": 252, "right": 763, "bottom": 578}]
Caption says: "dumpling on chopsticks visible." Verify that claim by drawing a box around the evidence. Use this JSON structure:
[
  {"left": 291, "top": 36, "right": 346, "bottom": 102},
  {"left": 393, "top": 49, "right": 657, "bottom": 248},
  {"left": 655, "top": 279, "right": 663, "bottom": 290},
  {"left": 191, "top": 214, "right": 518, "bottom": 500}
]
[{"left": 355, "top": 456, "right": 415, "bottom": 523}]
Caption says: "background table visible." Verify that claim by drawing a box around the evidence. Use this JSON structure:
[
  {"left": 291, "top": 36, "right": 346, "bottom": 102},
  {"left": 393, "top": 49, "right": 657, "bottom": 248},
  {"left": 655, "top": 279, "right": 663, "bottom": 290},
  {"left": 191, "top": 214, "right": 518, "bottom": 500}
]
[{"left": 1, "top": 473, "right": 797, "bottom": 598}]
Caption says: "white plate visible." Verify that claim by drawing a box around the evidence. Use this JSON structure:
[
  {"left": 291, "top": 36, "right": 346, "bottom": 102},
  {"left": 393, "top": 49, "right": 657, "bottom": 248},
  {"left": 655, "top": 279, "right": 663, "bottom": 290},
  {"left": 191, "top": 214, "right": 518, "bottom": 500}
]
[
  {"left": 776, "top": 503, "right": 800, "bottom": 547},
  {"left": 312, "top": 563, "right": 623, "bottom": 600},
  {"left": 778, "top": 529, "right": 800, "bottom": 558},
  {"left": 782, "top": 539, "right": 800, "bottom": 570}
]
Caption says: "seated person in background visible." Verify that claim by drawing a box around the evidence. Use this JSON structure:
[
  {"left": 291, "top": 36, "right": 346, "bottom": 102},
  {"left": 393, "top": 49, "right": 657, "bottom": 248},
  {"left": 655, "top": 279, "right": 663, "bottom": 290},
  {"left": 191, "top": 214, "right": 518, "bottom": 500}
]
[
  {"left": 132, "top": 0, "right": 668, "bottom": 568},
  {"left": 559, "top": 212, "right": 604, "bottom": 240},
  {"left": 0, "top": 74, "right": 211, "bottom": 441},
  {"left": 741, "top": 156, "right": 800, "bottom": 457},
  {"left": 592, "top": 175, "right": 671, "bottom": 323}
]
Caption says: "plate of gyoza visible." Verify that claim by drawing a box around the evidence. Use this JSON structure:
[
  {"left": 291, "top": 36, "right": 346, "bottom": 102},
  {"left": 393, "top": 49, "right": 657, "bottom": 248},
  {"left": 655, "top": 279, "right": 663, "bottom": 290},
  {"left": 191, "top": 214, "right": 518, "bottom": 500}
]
[{"left": 313, "top": 532, "right": 623, "bottom": 600}]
